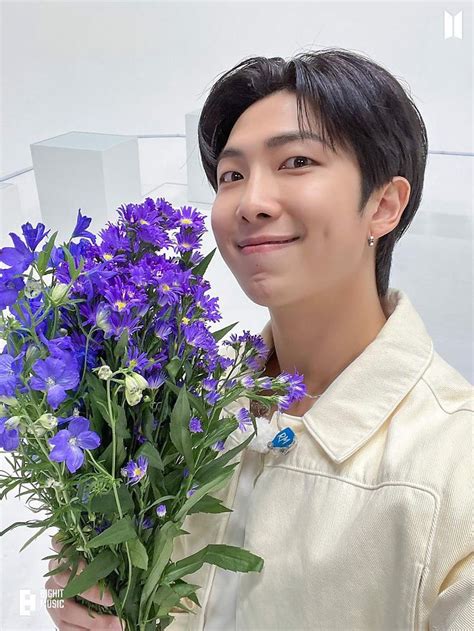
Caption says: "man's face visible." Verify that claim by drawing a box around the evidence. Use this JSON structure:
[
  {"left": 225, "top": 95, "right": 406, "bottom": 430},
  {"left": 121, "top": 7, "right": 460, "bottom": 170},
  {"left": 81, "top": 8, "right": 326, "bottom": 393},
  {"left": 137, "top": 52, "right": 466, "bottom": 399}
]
[{"left": 211, "top": 89, "right": 376, "bottom": 307}]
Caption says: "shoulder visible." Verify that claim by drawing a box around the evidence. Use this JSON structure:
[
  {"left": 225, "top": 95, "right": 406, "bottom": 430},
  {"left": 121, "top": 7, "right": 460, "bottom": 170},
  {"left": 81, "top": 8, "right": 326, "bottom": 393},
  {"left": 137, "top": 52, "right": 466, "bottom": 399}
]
[{"left": 421, "top": 350, "right": 473, "bottom": 415}]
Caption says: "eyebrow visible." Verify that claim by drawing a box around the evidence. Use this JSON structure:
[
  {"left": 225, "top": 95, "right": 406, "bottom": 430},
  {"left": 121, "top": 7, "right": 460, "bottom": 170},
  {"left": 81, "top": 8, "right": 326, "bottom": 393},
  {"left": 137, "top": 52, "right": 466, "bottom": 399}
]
[{"left": 216, "top": 130, "right": 328, "bottom": 165}]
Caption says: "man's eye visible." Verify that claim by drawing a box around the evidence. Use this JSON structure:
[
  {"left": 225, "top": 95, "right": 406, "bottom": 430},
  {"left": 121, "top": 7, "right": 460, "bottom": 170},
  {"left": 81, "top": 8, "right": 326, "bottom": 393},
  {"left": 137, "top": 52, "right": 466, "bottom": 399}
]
[
  {"left": 282, "top": 156, "right": 315, "bottom": 169},
  {"left": 218, "top": 156, "right": 315, "bottom": 185}
]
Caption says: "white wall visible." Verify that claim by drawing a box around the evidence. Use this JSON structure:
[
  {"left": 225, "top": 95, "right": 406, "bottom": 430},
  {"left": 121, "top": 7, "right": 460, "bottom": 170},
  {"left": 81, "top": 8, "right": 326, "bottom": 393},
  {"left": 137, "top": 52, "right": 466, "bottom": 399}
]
[{"left": 0, "top": 1, "right": 472, "bottom": 629}]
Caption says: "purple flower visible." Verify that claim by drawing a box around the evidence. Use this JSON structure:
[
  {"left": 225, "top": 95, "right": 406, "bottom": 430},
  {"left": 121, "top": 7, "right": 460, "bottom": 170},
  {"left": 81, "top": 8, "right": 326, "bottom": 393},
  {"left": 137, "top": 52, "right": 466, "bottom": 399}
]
[
  {"left": 126, "top": 346, "right": 150, "bottom": 373},
  {"left": 0, "top": 417, "right": 20, "bottom": 451},
  {"left": 97, "top": 223, "right": 130, "bottom": 257},
  {"left": 94, "top": 518, "right": 111, "bottom": 534},
  {"left": 103, "top": 278, "right": 144, "bottom": 314},
  {"left": 0, "top": 232, "right": 34, "bottom": 274},
  {"left": 21, "top": 222, "right": 50, "bottom": 252},
  {"left": 175, "top": 205, "right": 206, "bottom": 233},
  {"left": 0, "top": 272, "right": 25, "bottom": 310},
  {"left": 236, "top": 408, "right": 253, "bottom": 433},
  {"left": 48, "top": 417, "right": 101, "bottom": 473},
  {"left": 0, "top": 353, "right": 22, "bottom": 397},
  {"left": 136, "top": 516, "right": 153, "bottom": 530},
  {"left": 186, "top": 483, "right": 199, "bottom": 498},
  {"left": 72, "top": 209, "right": 96, "bottom": 242},
  {"left": 30, "top": 357, "right": 80, "bottom": 409},
  {"left": 189, "top": 417, "right": 203, "bottom": 433},
  {"left": 122, "top": 455, "right": 148, "bottom": 485},
  {"left": 156, "top": 504, "right": 167, "bottom": 518},
  {"left": 211, "top": 440, "right": 226, "bottom": 452}
]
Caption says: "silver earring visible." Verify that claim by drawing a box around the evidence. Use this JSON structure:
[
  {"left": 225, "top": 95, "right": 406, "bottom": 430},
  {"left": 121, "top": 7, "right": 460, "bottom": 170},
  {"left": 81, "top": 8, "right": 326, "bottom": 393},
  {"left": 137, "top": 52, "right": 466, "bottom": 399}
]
[{"left": 368, "top": 235, "right": 375, "bottom": 247}]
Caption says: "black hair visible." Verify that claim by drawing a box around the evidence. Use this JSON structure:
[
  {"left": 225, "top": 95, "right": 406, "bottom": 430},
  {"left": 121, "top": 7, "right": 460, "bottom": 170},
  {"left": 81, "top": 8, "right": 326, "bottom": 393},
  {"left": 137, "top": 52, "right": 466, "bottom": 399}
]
[{"left": 197, "top": 47, "right": 428, "bottom": 298}]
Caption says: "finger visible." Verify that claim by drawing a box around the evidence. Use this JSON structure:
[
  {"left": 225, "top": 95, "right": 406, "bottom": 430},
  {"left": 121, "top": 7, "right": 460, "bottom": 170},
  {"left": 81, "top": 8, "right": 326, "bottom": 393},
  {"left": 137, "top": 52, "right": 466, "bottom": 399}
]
[
  {"left": 47, "top": 561, "right": 115, "bottom": 607},
  {"left": 51, "top": 532, "right": 65, "bottom": 553},
  {"left": 45, "top": 578, "right": 124, "bottom": 630},
  {"left": 45, "top": 579, "right": 85, "bottom": 630}
]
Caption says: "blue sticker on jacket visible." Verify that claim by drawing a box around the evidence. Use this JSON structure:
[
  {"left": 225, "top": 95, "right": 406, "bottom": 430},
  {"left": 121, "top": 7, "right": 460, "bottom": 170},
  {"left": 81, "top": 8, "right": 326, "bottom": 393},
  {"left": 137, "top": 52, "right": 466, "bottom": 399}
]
[{"left": 268, "top": 427, "right": 296, "bottom": 453}]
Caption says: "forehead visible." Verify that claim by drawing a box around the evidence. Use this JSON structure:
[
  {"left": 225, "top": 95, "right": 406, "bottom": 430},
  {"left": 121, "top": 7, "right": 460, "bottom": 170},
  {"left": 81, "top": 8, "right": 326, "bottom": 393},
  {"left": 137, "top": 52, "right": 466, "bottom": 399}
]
[{"left": 217, "top": 91, "right": 344, "bottom": 165}]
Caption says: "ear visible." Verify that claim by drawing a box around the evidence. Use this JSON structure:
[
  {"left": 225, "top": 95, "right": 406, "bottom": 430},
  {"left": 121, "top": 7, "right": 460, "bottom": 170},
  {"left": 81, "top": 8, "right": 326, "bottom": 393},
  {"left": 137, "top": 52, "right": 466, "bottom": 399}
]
[{"left": 369, "top": 176, "right": 411, "bottom": 239}]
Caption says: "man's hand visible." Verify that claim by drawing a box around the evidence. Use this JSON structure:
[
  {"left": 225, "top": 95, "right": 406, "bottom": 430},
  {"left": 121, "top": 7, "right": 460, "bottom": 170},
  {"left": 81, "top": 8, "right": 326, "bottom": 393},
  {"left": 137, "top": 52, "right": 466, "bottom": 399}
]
[{"left": 45, "top": 535, "right": 123, "bottom": 630}]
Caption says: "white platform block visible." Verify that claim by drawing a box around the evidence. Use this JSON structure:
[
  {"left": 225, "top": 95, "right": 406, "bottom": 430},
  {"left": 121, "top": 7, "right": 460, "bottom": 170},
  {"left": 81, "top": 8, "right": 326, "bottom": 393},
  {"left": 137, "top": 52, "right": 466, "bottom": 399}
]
[
  {"left": 30, "top": 132, "right": 142, "bottom": 241},
  {"left": 0, "top": 182, "right": 23, "bottom": 247},
  {"left": 185, "top": 108, "right": 216, "bottom": 206}
]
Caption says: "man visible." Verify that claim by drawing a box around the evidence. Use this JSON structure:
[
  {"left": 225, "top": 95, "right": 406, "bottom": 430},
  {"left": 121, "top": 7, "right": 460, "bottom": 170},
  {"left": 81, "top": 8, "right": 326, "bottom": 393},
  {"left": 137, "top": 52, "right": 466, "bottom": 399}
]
[{"left": 47, "top": 48, "right": 472, "bottom": 630}]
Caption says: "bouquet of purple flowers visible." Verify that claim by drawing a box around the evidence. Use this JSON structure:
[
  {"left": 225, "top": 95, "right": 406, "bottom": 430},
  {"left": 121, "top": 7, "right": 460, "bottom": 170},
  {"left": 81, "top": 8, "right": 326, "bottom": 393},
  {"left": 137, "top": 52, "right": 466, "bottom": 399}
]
[{"left": 0, "top": 198, "right": 306, "bottom": 630}]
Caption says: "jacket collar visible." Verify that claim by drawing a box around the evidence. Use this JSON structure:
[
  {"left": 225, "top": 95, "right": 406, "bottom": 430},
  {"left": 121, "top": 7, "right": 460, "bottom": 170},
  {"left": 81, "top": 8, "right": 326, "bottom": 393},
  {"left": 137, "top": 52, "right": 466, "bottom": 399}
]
[{"left": 255, "top": 288, "right": 434, "bottom": 464}]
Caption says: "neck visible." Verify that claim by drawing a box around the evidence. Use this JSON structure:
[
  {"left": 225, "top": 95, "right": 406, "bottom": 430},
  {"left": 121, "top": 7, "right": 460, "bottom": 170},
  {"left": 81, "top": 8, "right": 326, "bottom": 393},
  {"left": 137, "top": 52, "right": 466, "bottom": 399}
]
[{"left": 266, "top": 278, "right": 388, "bottom": 401}]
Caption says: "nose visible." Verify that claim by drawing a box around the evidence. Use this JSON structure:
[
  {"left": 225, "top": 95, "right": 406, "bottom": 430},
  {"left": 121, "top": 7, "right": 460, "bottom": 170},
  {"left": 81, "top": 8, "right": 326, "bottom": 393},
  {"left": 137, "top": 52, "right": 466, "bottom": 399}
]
[{"left": 235, "top": 171, "right": 281, "bottom": 222}]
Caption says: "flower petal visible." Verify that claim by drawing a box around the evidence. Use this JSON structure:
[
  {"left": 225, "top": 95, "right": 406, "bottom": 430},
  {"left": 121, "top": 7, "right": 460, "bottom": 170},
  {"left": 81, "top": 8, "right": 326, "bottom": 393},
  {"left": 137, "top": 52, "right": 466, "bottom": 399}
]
[
  {"left": 68, "top": 417, "right": 89, "bottom": 436},
  {"left": 29, "top": 375, "right": 46, "bottom": 391},
  {"left": 48, "top": 443, "right": 70, "bottom": 462},
  {"left": 47, "top": 384, "right": 67, "bottom": 409},
  {"left": 77, "top": 430, "right": 100, "bottom": 450},
  {"left": 48, "top": 429, "right": 71, "bottom": 447},
  {"left": 65, "top": 445, "right": 84, "bottom": 473}
]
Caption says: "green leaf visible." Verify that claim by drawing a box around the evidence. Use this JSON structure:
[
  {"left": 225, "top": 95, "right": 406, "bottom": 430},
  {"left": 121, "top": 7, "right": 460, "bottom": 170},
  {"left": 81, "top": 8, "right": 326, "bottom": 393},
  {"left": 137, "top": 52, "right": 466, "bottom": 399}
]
[
  {"left": 187, "top": 494, "right": 232, "bottom": 515},
  {"left": 20, "top": 523, "right": 52, "bottom": 552},
  {"left": 175, "top": 466, "right": 237, "bottom": 522},
  {"left": 163, "top": 544, "right": 263, "bottom": 584},
  {"left": 88, "top": 517, "right": 136, "bottom": 548},
  {"left": 153, "top": 584, "right": 181, "bottom": 614},
  {"left": 63, "top": 246, "right": 79, "bottom": 281},
  {"left": 140, "top": 521, "right": 183, "bottom": 615},
  {"left": 205, "top": 544, "right": 264, "bottom": 573},
  {"left": 115, "top": 404, "right": 131, "bottom": 439},
  {"left": 199, "top": 418, "right": 239, "bottom": 450},
  {"left": 62, "top": 549, "right": 119, "bottom": 599},
  {"left": 36, "top": 231, "right": 58, "bottom": 275},
  {"left": 169, "top": 386, "right": 194, "bottom": 473},
  {"left": 191, "top": 247, "right": 216, "bottom": 278},
  {"left": 128, "top": 538, "right": 148, "bottom": 570},
  {"left": 0, "top": 520, "right": 32, "bottom": 538},
  {"left": 197, "top": 432, "right": 255, "bottom": 485},
  {"left": 114, "top": 330, "right": 129, "bottom": 363},
  {"left": 165, "top": 356, "right": 182, "bottom": 381},
  {"left": 210, "top": 321, "right": 239, "bottom": 344},
  {"left": 89, "top": 484, "right": 134, "bottom": 515},
  {"left": 136, "top": 441, "right": 164, "bottom": 470}
]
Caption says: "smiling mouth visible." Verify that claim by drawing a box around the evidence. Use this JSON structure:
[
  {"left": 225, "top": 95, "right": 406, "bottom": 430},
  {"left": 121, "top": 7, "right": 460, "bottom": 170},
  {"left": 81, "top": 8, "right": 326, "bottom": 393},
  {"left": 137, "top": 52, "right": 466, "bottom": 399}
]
[{"left": 239, "top": 237, "right": 299, "bottom": 249}]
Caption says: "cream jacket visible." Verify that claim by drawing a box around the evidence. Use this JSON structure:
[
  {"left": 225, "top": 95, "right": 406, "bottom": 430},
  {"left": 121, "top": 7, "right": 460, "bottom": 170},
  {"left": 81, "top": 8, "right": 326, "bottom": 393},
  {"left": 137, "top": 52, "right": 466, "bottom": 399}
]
[{"left": 168, "top": 288, "right": 473, "bottom": 630}]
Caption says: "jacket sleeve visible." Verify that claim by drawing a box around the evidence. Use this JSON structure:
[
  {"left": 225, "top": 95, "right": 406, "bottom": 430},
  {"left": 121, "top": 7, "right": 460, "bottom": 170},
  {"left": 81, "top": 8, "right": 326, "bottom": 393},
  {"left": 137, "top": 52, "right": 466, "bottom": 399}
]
[{"left": 428, "top": 553, "right": 474, "bottom": 630}]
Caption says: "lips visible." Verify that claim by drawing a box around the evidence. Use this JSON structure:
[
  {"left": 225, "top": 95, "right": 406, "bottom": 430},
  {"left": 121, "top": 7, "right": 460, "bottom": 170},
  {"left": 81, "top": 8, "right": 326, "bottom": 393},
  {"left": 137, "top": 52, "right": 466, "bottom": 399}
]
[{"left": 240, "top": 237, "right": 299, "bottom": 249}]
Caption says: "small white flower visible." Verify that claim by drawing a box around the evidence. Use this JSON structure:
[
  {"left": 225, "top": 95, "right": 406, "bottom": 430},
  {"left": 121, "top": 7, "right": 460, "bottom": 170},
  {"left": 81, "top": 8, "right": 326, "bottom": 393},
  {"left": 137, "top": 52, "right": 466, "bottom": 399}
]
[
  {"left": 124, "top": 372, "right": 148, "bottom": 406},
  {"left": 95, "top": 306, "right": 111, "bottom": 332},
  {"left": 5, "top": 416, "right": 21, "bottom": 430},
  {"left": 37, "top": 413, "right": 58, "bottom": 431},
  {"left": 24, "top": 278, "right": 42, "bottom": 299},
  {"left": 97, "top": 365, "right": 113, "bottom": 380},
  {"left": 50, "top": 283, "right": 70, "bottom": 305},
  {"left": 129, "top": 372, "right": 149, "bottom": 391}
]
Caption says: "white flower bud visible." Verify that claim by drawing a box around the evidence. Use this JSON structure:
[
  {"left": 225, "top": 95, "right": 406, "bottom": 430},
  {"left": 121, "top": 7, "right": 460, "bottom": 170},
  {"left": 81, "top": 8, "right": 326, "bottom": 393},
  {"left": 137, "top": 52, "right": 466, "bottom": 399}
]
[
  {"left": 97, "top": 365, "right": 113, "bottom": 380},
  {"left": 0, "top": 396, "right": 17, "bottom": 406},
  {"left": 125, "top": 390, "right": 143, "bottom": 406},
  {"left": 51, "top": 283, "right": 70, "bottom": 305},
  {"left": 44, "top": 478, "right": 62, "bottom": 489},
  {"left": 25, "top": 344, "right": 41, "bottom": 364},
  {"left": 95, "top": 306, "right": 111, "bottom": 332},
  {"left": 24, "top": 278, "right": 42, "bottom": 299},
  {"left": 129, "top": 372, "right": 149, "bottom": 391},
  {"left": 5, "top": 416, "right": 21, "bottom": 430},
  {"left": 37, "top": 413, "right": 58, "bottom": 431}
]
